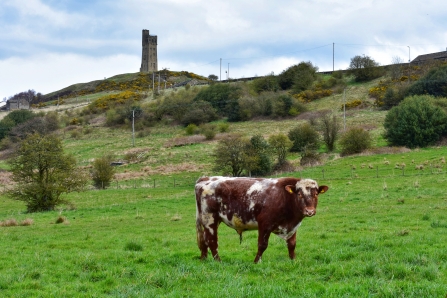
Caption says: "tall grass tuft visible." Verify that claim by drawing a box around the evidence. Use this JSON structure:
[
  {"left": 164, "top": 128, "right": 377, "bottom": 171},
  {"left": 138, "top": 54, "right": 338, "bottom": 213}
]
[{"left": 124, "top": 241, "right": 143, "bottom": 252}]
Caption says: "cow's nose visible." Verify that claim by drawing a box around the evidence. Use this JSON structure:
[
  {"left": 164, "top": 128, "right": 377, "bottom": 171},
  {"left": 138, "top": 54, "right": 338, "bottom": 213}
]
[{"left": 305, "top": 209, "right": 315, "bottom": 216}]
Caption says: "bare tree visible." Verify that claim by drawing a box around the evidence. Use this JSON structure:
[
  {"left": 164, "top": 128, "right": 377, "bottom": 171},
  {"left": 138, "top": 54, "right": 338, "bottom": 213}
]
[{"left": 390, "top": 56, "right": 404, "bottom": 80}]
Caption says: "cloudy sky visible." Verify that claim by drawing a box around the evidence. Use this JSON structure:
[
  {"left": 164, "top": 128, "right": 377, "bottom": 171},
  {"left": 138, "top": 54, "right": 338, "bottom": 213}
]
[{"left": 1, "top": 0, "right": 446, "bottom": 100}]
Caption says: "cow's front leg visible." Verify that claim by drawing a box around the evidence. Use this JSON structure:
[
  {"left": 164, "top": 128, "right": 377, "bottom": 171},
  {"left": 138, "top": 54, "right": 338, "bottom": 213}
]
[
  {"left": 254, "top": 229, "right": 271, "bottom": 263},
  {"left": 204, "top": 224, "right": 221, "bottom": 261},
  {"left": 286, "top": 233, "right": 297, "bottom": 260}
]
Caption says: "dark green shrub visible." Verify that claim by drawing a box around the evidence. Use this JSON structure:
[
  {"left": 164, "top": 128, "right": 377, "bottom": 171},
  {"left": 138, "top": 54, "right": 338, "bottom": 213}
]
[
  {"left": 193, "top": 83, "right": 242, "bottom": 117},
  {"left": 339, "top": 127, "right": 372, "bottom": 156},
  {"left": 278, "top": 62, "right": 318, "bottom": 91},
  {"left": 381, "top": 85, "right": 408, "bottom": 110},
  {"left": 288, "top": 122, "right": 320, "bottom": 153},
  {"left": 251, "top": 74, "right": 279, "bottom": 93},
  {"left": 408, "top": 64, "right": 447, "bottom": 97},
  {"left": 180, "top": 101, "right": 218, "bottom": 126},
  {"left": 384, "top": 95, "right": 447, "bottom": 148}
]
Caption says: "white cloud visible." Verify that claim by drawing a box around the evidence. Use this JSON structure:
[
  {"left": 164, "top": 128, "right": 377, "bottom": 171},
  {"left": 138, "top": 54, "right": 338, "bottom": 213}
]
[{"left": 0, "top": 53, "right": 139, "bottom": 99}]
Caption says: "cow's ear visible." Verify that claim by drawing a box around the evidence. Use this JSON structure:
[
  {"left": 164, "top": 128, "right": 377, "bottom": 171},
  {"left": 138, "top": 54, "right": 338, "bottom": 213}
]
[
  {"left": 285, "top": 185, "right": 295, "bottom": 194},
  {"left": 318, "top": 186, "right": 329, "bottom": 194}
]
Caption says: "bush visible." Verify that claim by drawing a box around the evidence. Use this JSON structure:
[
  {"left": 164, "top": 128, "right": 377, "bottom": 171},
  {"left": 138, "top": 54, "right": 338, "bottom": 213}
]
[
  {"left": 381, "top": 86, "right": 407, "bottom": 110},
  {"left": 342, "top": 99, "right": 363, "bottom": 110},
  {"left": 251, "top": 74, "right": 279, "bottom": 93},
  {"left": 180, "top": 101, "right": 218, "bottom": 126},
  {"left": 408, "top": 64, "right": 447, "bottom": 97},
  {"left": 200, "top": 124, "right": 216, "bottom": 140},
  {"left": 193, "top": 83, "right": 242, "bottom": 118},
  {"left": 185, "top": 124, "right": 199, "bottom": 135},
  {"left": 288, "top": 122, "right": 320, "bottom": 153},
  {"left": 249, "top": 135, "right": 272, "bottom": 176},
  {"left": 339, "top": 127, "right": 372, "bottom": 156},
  {"left": 91, "top": 155, "right": 116, "bottom": 189},
  {"left": 384, "top": 95, "right": 447, "bottom": 148},
  {"left": 300, "top": 147, "right": 321, "bottom": 166},
  {"left": 268, "top": 133, "right": 292, "bottom": 166},
  {"left": 217, "top": 122, "right": 229, "bottom": 133}
]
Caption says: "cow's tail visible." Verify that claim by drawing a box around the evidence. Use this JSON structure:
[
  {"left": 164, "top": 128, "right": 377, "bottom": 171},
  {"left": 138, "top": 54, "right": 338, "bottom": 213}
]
[{"left": 196, "top": 210, "right": 207, "bottom": 252}]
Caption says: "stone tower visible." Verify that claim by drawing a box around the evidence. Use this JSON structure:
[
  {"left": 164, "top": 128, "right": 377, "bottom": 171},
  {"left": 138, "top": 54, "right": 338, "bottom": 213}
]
[{"left": 140, "top": 29, "right": 158, "bottom": 72}]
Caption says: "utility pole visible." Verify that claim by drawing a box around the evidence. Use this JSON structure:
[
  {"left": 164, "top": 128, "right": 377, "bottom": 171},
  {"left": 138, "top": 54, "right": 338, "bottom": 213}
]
[
  {"left": 220, "top": 58, "right": 222, "bottom": 81},
  {"left": 228, "top": 63, "right": 230, "bottom": 83},
  {"left": 407, "top": 46, "right": 411, "bottom": 84},
  {"left": 343, "top": 88, "right": 346, "bottom": 131},
  {"left": 333, "top": 43, "right": 335, "bottom": 72},
  {"left": 132, "top": 110, "right": 135, "bottom": 147}
]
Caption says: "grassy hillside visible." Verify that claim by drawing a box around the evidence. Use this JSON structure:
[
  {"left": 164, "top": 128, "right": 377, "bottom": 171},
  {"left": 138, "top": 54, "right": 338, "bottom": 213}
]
[{"left": 1, "top": 70, "right": 447, "bottom": 296}]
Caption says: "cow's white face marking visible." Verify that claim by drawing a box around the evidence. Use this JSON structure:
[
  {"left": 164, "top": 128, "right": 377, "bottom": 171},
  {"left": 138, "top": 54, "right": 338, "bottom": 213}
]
[{"left": 295, "top": 179, "right": 318, "bottom": 197}]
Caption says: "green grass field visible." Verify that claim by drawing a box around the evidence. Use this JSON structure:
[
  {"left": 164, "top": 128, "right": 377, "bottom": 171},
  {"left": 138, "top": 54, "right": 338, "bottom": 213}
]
[{"left": 1, "top": 148, "right": 447, "bottom": 297}]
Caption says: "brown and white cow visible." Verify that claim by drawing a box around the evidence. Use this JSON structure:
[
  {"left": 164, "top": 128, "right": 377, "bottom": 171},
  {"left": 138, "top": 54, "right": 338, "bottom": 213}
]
[{"left": 195, "top": 176, "right": 328, "bottom": 263}]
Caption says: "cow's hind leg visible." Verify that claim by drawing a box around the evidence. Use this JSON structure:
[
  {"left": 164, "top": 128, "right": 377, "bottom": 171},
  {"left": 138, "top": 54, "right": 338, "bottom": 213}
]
[
  {"left": 204, "top": 224, "right": 221, "bottom": 261},
  {"left": 286, "top": 233, "right": 297, "bottom": 260},
  {"left": 254, "top": 229, "right": 271, "bottom": 263},
  {"left": 196, "top": 219, "right": 208, "bottom": 260}
]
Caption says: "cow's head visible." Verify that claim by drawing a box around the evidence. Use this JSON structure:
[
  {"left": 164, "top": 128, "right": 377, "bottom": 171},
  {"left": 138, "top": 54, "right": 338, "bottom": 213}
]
[{"left": 285, "top": 179, "right": 328, "bottom": 217}]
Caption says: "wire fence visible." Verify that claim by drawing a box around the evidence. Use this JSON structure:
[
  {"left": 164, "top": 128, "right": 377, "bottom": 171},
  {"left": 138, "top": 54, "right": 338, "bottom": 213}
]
[{"left": 111, "top": 164, "right": 445, "bottom": 190}]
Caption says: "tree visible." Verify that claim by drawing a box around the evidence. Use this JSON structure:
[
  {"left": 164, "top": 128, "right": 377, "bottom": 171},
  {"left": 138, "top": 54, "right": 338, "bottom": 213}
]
[
  {"left": 268, "top": 133, "right": 292, "bottom": 166},
  {"left": 208, "top": 74, "right": 218, "bottom": 81},
  {"left": 389, "top": 56, "right": 404, "bottom": 80},
  {"left": 278, "top": 62, "right": 318, "bottom": 92},
  {"left": 384, "top": 95, "right": 447, "bottom": 148},
  {"left": 319, "top": 113, "right": 340, "bottom": 152},
  {"left": 7, "top": 133, "right": 89, "bottom": 212},
  {"left": 213, "top": 134, "right": 251, "bottom": 177},
  {"left": 348, "top": 55, "right": 384, "bottom": 82},
  {"left": 91, "top": 155, "right": 115, "bottom": 189}
]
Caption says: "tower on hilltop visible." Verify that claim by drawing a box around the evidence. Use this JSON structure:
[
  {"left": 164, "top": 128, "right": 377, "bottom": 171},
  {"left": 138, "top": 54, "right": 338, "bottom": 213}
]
[{"left": 140, "top": 29, "right": 158, "bottom": 72}]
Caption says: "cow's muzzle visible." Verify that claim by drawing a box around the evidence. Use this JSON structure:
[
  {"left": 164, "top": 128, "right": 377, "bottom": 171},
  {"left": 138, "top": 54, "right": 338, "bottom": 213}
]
[{"left": 304, "top": 208, "right": 316, "bottom": 217}]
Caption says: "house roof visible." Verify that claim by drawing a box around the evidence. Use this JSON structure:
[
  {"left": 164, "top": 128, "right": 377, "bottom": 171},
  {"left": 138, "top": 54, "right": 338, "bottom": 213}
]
[{"left": 412, "top": 50, "right": 447, "bottom": 63}]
